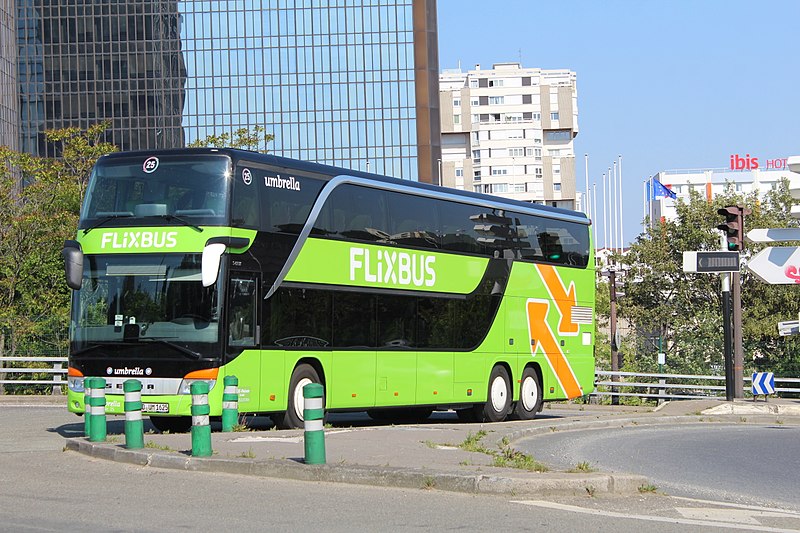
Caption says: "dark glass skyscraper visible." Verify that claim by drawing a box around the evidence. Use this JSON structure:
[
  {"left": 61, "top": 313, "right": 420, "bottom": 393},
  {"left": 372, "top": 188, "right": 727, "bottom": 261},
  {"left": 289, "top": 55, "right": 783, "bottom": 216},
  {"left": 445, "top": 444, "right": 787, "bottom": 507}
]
[
  {"left": 12, "top": 0, "right": 440, "bottom": 182},
  {"left": 1, "top": 0, "right": 18, "bottom": 151}
]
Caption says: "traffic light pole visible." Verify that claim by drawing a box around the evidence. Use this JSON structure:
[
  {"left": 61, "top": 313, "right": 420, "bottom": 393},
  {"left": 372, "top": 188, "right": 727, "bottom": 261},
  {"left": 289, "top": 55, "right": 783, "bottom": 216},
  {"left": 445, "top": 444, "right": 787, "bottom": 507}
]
[
  {"left": 732, "top": 271, "right": 744, "bottom": 399},
  {"left": 721, "top": 271, "right": 734, "bottom": 402}
]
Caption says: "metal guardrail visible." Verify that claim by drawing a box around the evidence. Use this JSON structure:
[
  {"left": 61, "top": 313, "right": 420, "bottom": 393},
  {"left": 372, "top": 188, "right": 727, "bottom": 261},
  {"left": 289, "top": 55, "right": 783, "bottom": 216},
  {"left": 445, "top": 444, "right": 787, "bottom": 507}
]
[
  {"left": 0, "top": 356, "right": 68, "bottom": 395},
  {"left": 594, "top": 370, "right": 800, "bottom": 400}
]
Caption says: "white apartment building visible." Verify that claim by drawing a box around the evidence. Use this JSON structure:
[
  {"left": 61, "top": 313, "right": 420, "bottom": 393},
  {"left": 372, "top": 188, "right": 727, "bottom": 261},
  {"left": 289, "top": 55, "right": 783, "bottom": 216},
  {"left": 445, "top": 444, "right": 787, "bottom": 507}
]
[
  {"left": 439, "top": 62, "right": 579, "bottom": 209},
  {"left": 650, "top": 160, "right": 796, "bottom": 223}
]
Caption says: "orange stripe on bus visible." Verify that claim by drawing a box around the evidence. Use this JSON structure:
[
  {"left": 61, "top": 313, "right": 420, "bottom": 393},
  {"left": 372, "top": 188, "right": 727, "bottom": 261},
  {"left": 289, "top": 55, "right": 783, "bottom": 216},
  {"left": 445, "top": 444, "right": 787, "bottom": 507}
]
[
  {"left": 527, "top": 299, "right": 583, "bottom": 399},
  {"left": 535, "top": 264, "right": 578, "bottom": 335}
]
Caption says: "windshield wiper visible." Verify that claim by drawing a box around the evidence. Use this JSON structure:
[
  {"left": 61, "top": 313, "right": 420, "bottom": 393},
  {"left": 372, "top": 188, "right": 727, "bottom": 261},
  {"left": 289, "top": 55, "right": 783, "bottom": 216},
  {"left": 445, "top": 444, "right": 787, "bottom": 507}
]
[
  {"left": 147, "top": 214, "right": 203, "bottom": 232},
  {"left": 82, "top": 212, "right": 134, "bottom": 235},
  {"left": 139, "top": 338, "right": 202, "bottom": 359}
]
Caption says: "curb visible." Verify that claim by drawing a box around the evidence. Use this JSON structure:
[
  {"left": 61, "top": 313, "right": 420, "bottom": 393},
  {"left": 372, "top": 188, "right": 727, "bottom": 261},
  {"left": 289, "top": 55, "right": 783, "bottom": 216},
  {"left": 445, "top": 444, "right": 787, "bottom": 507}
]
[{"left": 64, "top": 438, "right": 649, "bottom": 497}]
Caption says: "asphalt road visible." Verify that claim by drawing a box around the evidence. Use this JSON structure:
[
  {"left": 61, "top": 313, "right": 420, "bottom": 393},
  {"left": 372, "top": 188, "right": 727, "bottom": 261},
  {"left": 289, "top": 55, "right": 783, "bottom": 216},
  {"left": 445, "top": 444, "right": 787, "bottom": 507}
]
[
  {"left": 2, "top": 405, "right": 800, "bottom": 532},
  {"left": 517, "top": 423, "right": 800, "bottom": 511}
]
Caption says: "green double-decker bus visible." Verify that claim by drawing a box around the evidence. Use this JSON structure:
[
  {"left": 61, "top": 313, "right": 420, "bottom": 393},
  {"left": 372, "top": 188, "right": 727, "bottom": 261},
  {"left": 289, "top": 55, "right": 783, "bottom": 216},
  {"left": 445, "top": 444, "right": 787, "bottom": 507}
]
[{"left": 63, "top": 148, "right": 594, "bottom": 431}]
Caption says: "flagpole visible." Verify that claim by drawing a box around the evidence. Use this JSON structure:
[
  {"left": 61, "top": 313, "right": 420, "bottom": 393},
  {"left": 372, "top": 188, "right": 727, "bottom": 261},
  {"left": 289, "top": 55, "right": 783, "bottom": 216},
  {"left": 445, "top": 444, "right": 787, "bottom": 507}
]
[
  {"left": 592, "top": 182, "right": 598, "bottom": 256},
  {"left": 602, "top": 172, "right": 608, "bottom": 251},
  {"left": 617, "top": 155, "right": 623, "bottom": 253},
  {"left": 584, "top": 153, "right": 590, "bottom": 217}
]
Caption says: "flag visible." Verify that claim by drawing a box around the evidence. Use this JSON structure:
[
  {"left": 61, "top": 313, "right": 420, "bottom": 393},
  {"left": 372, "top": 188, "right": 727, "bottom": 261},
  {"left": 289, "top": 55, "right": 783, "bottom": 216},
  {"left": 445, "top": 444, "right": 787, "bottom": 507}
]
[{"left": 651, "top": 178, "right": 677, "bottom": 200}]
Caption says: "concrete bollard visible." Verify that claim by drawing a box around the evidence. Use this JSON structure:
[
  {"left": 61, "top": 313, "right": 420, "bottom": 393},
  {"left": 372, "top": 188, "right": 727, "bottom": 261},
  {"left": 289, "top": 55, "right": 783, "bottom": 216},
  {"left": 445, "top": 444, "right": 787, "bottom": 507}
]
[
  {"left": 190, "top": 381, "right": 212, "bottom": 457},
  {"left": 123, "top": 379, "right": 144, "bottom": 449},
  {"left": 221, "top": 375, "right": 239, "bottom": 432},
  {"left": 83, "top": 376, "right": 94, "bottom": 438},
  {"left": 303, "top": 383, "right": 325, "bottom": 465},
  {"left": 88, "top": 377, "right": 107, "bottom": 442}
]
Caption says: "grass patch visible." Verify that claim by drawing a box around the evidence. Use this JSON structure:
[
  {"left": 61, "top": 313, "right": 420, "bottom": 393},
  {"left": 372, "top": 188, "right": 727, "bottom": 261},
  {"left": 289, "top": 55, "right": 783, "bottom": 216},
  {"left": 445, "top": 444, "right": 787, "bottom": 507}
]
[
  {"left": 638, "top": 483, "right": 658, "bottom": 494},
  {"left": 422, "top": 476, "right": 436, "bottom": 490},
  {"left": 458, "top": 430, "right": 492, "bottom": 454},
  {"left": 493, "top": 443, "right": 549, "bottom": 472},
  {"left": 568, "top": 461, "right": 596, "bottom": 473},
  {"left": 451, "top": 430, "right": 549, "bottom": 472},
  {"left": 144, "top": 441, "right": 175, "bottom": 452},
  {"left": 238, "top": 448, "right": 256, "bottom": 459}
]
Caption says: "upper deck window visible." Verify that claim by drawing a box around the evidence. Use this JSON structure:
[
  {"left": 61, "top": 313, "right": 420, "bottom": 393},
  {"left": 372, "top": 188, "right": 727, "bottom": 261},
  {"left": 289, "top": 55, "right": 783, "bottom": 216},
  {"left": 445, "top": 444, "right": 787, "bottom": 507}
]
[{"left": 80, "top": 154, "right": 231, "bottom": 228}]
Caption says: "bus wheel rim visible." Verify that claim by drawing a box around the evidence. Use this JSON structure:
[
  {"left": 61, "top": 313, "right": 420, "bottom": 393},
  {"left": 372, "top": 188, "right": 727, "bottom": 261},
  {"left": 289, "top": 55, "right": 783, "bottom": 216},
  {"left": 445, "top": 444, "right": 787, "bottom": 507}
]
[
  {"left": 490, "top": 376, "right": 507, "bottom": 412},
  {"left": 520, "top": 376, "right": 538, "bottom": 411},
  {"left": 294, "top": 377, "right": 313, "bottom": 421}
]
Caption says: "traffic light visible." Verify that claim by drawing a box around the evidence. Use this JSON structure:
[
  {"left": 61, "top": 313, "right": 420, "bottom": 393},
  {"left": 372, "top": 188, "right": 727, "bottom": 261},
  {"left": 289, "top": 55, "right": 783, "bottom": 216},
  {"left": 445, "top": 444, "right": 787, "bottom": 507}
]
[{"left": 717, "top": 206, "right": 743, "bottom": 251}]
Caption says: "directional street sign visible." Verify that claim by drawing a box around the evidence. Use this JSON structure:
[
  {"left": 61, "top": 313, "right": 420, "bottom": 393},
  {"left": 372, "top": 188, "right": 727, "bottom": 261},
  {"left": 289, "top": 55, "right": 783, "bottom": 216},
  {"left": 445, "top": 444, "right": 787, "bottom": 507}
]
[
  {"left": 682, "top": 251, "right": 740, "bottom": 273},
  {"left": 746, "top": 228, "right": 800, "bottom": 243},
  {"left": 751, "top": 372, "right": 775, "bottom": 396},
  {"left": 746, "top": 246, "right": 800, "bottom": 284}
]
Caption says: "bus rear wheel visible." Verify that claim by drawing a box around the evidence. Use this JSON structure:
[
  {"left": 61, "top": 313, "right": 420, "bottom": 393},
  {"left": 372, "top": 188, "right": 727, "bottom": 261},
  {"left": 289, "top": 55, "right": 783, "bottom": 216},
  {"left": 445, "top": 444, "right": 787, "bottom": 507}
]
[
  {"left": 474, "top": 365, "right": 512, "bottom": 422},
  {"left": 149, "top": 416, "right": 191, "bottom": 433},
  {"left": 275, "top": 364, "right": 322, "bottom": 430},
  {"left": 512, "top": 367, "right": 543, "bottom": 420}
]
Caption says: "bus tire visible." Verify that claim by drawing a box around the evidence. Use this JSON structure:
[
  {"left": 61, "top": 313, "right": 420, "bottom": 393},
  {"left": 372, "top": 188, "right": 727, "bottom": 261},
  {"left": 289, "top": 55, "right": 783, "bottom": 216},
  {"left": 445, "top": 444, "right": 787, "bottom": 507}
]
[
  {"left": 276, "top": 364, "right": 322, "bottom": 430},
  {"left": 512, "top": 367, "right": 543, "bottom": 420},
  {"left": 475, "top": 365, "right": 512, "bottom": 422},
  {"left": 149, "top": 416, "right": 192, "bottom": 433}
]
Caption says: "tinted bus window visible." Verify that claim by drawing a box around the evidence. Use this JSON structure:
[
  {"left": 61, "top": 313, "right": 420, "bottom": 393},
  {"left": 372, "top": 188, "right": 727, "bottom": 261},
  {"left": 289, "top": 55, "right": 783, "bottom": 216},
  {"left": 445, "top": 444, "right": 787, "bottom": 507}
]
[
  {"left": 386, "top": 192, "right": 440, "bottom": 250},
  {"left": 233, "top": 165, "right": 325, "bottom": 234},
  {"left": 332, "top": 292, "right": 376, "bottom": 348},
  {"left": 514, "top": 213, "right": 590, "bottom": 267},
  {"left": 314, "top": 185, "right": 390, "bottom": 243},
  {"left": 437, "top": 201, "right": 485, "bottom": 255},
  {"left": 265, "top": 288, "right": 332, "bottom": 348}
]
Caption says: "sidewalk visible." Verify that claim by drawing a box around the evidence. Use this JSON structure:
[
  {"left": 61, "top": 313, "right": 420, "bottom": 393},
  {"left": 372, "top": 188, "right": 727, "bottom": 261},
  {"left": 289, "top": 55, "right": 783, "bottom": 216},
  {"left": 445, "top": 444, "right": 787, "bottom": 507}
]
[{"left": 63, "top": 397, "right": 800, "bottom": 498}]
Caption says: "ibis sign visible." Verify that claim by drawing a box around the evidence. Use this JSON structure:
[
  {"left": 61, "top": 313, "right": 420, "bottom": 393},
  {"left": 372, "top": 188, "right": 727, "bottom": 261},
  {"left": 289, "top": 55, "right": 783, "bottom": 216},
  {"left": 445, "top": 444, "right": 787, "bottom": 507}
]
[{"left": 746, "top": 246, "right": 800, "bottom": 284}]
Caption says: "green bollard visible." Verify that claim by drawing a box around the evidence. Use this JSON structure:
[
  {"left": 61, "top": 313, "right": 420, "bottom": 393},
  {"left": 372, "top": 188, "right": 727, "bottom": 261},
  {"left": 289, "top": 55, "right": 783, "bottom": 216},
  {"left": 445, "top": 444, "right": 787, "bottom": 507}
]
[
  {"left": 83, "top": 377, "right": 94, "bottom": 438},
  {"left": 88, "top": 377, "right": 107, "bottom": 442},
  {"left": 123, "top": 379, "right": 144, "bottom": 449},
  {"left": 190, "top": 381, "right": 212, "bottom": 457},
  {"left": 221, "top": 375, "right": 239, "bottom": 432},
  {"left": 303, "top": 383, "right": 326, "bottom": 465}
]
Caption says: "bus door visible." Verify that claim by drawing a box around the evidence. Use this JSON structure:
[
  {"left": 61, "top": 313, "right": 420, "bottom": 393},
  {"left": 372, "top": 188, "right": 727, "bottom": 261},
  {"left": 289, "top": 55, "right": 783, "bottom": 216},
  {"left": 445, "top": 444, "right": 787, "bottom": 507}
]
[
  {"left": 225, "top": 272, "right": 261, "bottom": 412},
  {"left": 375, "top": 295, "right": 417, "bottom": 407}
]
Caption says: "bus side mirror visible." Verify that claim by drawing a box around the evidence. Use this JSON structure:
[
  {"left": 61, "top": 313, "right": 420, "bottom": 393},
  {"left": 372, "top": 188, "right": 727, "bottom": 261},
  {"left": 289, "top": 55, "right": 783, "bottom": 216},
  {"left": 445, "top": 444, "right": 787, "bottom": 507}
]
[
  {"left": 201, "top": 237, "right": 250, "bottom": 287},
  {"left": 201, "top": 243, "right": 227, "bottom": 287},
  {"left": 62, "top": 240, "right": 83, "bottom": 290}
]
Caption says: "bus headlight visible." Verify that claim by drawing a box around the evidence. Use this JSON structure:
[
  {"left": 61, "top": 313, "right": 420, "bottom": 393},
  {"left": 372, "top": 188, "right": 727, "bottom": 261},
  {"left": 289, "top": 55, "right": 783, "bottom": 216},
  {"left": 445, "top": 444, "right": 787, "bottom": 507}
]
[
  {"left": 178, "top": 379, "right": 217, "bottom": 395},
  {"left": 68, "top": 375, "right": 85, "bottom": 393}
]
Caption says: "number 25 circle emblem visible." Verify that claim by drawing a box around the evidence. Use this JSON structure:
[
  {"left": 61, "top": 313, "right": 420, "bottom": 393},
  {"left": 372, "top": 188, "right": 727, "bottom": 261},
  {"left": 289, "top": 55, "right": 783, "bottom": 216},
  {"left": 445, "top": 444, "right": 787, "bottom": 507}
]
[
  {"left": 242, "top": 168, "right": 252, "bottom": 185},
  {"left": 143, "top": 157, "right": 159, "bottom": 174}
]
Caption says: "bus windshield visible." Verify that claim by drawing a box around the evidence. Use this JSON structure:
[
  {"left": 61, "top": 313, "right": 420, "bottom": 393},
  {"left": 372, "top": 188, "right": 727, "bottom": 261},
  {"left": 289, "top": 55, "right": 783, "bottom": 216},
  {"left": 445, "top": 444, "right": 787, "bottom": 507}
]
[
  {"left": 70, "top": 254, "right": 222, "bottom": 357},
  {"left": 79, "top": 154, "right": 231, "bottom": 228}
]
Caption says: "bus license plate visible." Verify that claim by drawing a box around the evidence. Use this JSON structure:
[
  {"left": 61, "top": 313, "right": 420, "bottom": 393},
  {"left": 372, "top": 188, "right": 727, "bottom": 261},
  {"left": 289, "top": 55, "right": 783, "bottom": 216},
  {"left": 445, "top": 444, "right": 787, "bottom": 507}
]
[{"left": 142, "top": 403, "right": 170, "bottom": 413}]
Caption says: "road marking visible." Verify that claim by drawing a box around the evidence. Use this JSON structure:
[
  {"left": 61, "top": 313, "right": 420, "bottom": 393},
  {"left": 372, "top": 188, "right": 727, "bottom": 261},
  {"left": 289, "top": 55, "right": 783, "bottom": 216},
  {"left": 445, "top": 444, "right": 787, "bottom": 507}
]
[
  {"left": 671, "top": 497, "right": 800, "bottom": 517},
  {"left": 676, "top": 507, "right": 796, "bottom": 525},
  {"left": 512, "top": 500, "right": 800, "bottom": 532}
]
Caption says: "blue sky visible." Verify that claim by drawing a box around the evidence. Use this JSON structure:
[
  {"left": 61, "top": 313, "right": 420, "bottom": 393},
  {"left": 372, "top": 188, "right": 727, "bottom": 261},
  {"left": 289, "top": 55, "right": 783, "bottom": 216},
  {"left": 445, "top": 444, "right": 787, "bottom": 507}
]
[{"left": 437, "top": 0, "right": 800, "bottom": 245}]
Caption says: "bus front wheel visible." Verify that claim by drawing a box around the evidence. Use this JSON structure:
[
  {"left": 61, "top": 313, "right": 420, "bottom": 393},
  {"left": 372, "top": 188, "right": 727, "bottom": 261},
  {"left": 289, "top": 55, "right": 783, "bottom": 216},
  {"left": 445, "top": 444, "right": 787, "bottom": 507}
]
[
  {"left": 275, "top": 364, "right": 322, "bottom": 430},
  {"left": 475, "top": 365, "right": 512, "bottom": 422}
]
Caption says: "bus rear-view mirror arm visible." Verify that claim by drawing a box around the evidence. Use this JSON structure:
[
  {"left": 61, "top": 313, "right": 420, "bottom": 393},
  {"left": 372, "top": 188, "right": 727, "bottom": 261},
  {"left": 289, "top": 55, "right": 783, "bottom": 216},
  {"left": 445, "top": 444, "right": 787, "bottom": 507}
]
[{"left": 201, "top": 237, "right": 250, "bottom": 287}]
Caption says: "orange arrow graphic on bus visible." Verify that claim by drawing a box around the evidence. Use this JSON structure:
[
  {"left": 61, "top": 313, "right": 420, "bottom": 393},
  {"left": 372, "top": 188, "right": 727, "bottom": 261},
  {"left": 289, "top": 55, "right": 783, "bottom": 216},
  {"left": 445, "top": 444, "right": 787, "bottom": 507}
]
[
  {"left": 527, "top": 299, "right": 583, "bottom": 399},
  {"left": 535, "top": 264, "right": 578, "bottom": 335}
]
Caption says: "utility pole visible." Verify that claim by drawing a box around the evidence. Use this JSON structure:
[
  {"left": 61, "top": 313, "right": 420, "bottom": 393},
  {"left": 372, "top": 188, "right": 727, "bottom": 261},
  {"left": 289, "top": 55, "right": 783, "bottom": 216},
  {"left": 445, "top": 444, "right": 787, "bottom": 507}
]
[{"left": 608, "top": 268, "right": 620, "bottom": 405}]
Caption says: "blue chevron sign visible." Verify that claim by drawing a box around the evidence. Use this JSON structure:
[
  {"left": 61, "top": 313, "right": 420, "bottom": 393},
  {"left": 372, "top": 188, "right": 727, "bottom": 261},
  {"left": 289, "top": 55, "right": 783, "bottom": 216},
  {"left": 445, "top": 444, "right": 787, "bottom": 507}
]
[{"left": 751, "top": 372, "right": 775, "bottom": 396}]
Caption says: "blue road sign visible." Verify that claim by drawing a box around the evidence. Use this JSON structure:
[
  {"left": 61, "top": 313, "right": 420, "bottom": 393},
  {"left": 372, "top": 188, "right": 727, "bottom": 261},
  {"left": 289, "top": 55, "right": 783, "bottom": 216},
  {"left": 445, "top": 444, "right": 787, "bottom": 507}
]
[{"left": 752, "top": 372, "right": 775, "bottom": 396}]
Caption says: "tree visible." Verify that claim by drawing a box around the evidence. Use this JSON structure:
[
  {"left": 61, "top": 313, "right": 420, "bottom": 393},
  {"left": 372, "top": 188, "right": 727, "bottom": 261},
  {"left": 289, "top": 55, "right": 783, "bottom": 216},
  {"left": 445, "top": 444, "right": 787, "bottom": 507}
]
[
  {"left": 617, "top": 181, "right": 800, "bottom": 377},
  {"left": 187, "top": 126, "right": 274, "bottom": 152},
  {"left": 0, "top": 126, "right": 116, "bottom": 362}
]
